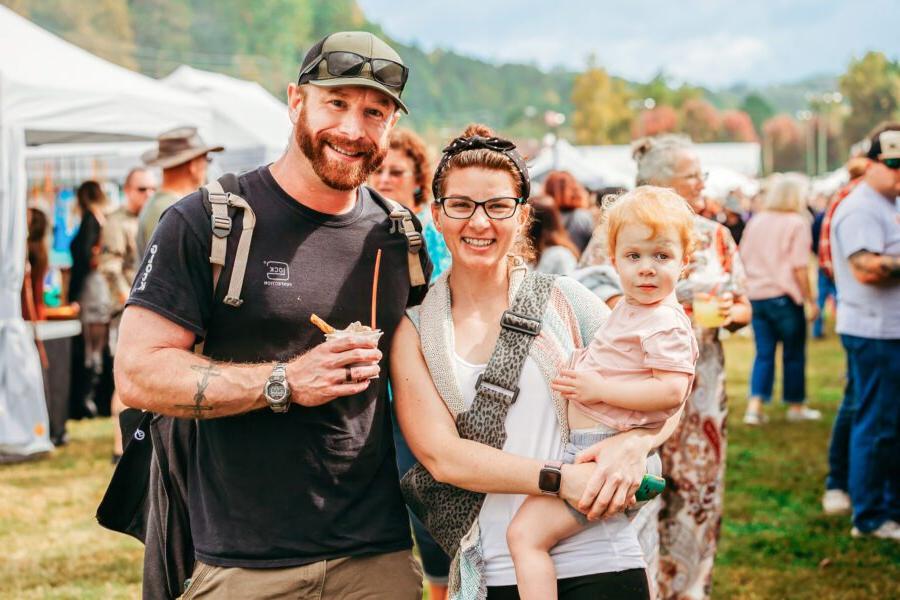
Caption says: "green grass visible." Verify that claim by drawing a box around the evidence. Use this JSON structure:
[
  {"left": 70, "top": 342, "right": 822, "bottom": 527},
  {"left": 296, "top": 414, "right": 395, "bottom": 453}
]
[
  {"left": 714, "top": 333, "right": 900, "bottom": 599},
  {"left": 1, "top": 333, "right": 897, "bottom": 598}
]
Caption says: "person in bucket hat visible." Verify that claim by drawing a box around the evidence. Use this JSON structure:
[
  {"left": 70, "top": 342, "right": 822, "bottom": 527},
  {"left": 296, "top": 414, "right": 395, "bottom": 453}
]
[
  {"left": 114, "top": 30, "right": 430, "bottom": 598},
  {"left": 135, "top": 126, "right": 223, "bottom": 256}
]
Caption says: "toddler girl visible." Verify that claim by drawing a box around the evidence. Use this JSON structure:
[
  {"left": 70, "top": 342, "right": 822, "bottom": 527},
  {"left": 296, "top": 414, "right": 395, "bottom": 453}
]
[{"left": 507, "top": 186, "right": 700, "bottom": 599}]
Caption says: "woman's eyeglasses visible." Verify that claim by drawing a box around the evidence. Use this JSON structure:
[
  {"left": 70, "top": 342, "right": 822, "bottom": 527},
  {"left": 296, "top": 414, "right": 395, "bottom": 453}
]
[{"left": 436, "top": 196, "right": 525, "bottom": 220}]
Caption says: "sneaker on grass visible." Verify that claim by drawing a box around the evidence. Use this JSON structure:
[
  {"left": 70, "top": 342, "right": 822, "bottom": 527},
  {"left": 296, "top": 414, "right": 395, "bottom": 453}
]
[
  {"left": 822, "top": 489, "right": 852, "bottom": 515},
  {"left": 786, "top": 406, "right": 822, "bottom": 422},
  {"left": 851, "top": 520, "right": 900, "bottom": 542}
]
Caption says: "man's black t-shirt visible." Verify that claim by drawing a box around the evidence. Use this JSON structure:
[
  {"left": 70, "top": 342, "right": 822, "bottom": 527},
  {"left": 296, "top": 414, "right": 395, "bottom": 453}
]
[{"left": 127, "top": 166, "right": 431, "bottom": 567}]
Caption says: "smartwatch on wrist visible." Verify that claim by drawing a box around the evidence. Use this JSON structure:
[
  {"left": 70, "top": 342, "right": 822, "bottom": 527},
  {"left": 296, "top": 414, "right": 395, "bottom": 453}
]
[
  {"left": 263, "top": 363, "right": 291, "bottom": 413},
  {"left": 539, "top": 461, "right": 563, "bottom": 496}
]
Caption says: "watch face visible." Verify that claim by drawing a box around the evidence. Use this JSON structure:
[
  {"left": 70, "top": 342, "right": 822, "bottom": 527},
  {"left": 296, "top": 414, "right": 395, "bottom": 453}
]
[
  {"left": 539, "top": 467, "right": 562, "bottom": 494},
  {"left": 267, "top": 382, "right": 288, "bottom": 402}
]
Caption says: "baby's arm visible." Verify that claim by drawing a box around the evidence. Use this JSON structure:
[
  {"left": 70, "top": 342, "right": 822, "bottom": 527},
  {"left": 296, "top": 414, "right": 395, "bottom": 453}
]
[{"left": 552, "top": 368, "right": 689, "bottom": 412}]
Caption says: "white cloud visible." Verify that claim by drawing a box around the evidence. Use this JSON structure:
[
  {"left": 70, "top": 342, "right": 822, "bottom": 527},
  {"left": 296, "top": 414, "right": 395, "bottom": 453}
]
[
  {"left": 358, "top": 0, "right": 899, "bottom": 86},
  {"left": 664, "top": 34, "right": 774, "bottom": 86}
]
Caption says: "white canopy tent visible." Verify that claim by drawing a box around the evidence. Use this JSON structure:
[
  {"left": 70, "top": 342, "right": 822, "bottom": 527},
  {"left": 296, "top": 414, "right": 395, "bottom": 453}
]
[
  {"left": 529, "top": 141, "right": 761, "bottom": 194},
  {"left": 163, "top": 66, "right": 290, "bottom": 174},
  {"left": 528, "top": 139, "right": 628, "bottom": 190},
  {"left": 0, "top": 6, "right": 212, "bottom": 457}
]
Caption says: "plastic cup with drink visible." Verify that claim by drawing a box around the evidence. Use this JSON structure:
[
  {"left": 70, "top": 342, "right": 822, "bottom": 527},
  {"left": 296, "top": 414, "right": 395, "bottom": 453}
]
[
  {"left": 312, "top": 315, "right": 383, "bottom": 379},
  {"left": 691, "top": 276, "right": 732, "bottom": 329}
]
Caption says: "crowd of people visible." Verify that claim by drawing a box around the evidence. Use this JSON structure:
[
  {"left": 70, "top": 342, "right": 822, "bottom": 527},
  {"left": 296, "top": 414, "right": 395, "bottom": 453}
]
[{"left": 18, "top": 28, "right": 899, "bottom": 600}]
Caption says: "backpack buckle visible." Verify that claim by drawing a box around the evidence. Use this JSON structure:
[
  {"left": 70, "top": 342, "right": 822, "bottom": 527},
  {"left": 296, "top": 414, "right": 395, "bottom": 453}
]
[
  {"left": 211, "top": 214, "right": 232, "bottom": 238},
  {"left": 389, "top": 210, "right": 406, "bottom": 235},
  {"left": 406, "top": 230, "right": 423, "bottom": 253},
  {"left": 223, "top": 295, "right": 244, "bottom": 308},
  {"left": 475, "top": 373, "right": 519, "bottom": 405},
  {"left": 500, "top": 310, "right": 541, "bottom": 336}
]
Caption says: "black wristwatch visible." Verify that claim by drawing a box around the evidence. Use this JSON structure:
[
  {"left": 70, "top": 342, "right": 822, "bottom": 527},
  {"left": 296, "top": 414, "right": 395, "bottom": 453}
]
[
  {"left": 539, "top": 461, "right": 563, "bottom": 496},
  {"left": 263, "top": 363, "right": 291, "bottom": 413}
]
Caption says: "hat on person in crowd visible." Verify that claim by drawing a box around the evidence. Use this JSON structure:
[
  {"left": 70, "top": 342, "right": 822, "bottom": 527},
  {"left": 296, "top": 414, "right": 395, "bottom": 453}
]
[
  {"left": 723, "top": 191, "right": 742, "bottom": 214},
  {"left": 865, "top": 125, "right": 900, "bottom": 161},
  {"left": 298, "top": 31, "right": 409, "bottom": 114},
  {"left": 141, "top": 126, "right": 224, "bottom": 169}
]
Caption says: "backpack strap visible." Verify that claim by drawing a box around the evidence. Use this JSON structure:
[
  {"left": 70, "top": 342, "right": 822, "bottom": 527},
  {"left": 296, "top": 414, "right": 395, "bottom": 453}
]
[
  {"left": 367, "top": 189, "right": 427, "bottom": 287},
  {"left": 202, "top": 175, "right": 256, "bottom": 308}
]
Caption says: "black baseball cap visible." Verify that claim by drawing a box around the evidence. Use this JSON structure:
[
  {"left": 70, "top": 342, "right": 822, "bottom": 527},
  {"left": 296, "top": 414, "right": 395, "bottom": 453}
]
[{"left": 298, "top": 31, "right": 409, "bottom": 114}]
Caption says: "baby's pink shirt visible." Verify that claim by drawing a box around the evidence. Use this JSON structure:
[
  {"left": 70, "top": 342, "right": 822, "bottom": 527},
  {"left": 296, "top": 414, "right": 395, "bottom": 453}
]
[{"left": 569, "top": 295, "right": 698, "bottom": 431}]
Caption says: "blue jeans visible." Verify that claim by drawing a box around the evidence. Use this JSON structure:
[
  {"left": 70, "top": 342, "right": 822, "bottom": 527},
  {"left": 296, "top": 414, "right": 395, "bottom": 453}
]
[
  {"left": 813, "top": 269, "right": 837, "bottom": 338},
  {"left": 749, "top": 295, "right": 807, "bottom": 403},
  {"left": 842, "top": 335, "right": 900, "bottom": 532},
  {"left": 825, "top": 343, "right": 855, "bottom": 491}
]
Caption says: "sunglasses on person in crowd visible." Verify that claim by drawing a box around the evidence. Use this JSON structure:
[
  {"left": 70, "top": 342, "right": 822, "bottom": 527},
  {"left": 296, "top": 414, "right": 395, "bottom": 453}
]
[
  {"left": 436, "top": 196, "right": 526, "bottom": 220},
  {"left": 300, "top": 51, "right": 409, "bottom": 89},
  {"left": 136, "top": 186, "right": 156, "bottom": 193},
  {"left": 881, "top": 157, "right": 900, "bottom": 170}
]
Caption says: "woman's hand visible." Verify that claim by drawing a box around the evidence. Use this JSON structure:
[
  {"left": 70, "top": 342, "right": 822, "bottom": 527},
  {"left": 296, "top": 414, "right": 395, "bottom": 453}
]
[
  {"left": 573, "top": 433, "right": 650, "bottom": 520},
  {"left": 717, "top": 292, "right": 735, "bottom": 327},
  {"left": 551, "top": 369, "right": 604, "bottom": 404}
]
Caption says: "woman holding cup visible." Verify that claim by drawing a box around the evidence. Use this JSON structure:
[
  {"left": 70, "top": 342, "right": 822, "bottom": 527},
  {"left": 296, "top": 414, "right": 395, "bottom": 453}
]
[{"left": 580, "top": 134, "right": 751, "bottom": 599}]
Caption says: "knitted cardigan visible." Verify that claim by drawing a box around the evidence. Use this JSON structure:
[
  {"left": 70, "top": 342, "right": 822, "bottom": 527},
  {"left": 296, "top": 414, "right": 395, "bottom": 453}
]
[{"left": 406, "top": 264, "right": 610, "bottom": 599}]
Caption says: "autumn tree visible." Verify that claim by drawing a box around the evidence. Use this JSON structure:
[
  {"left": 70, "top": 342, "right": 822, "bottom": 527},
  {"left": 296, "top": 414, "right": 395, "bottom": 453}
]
[
  {"left": 571, "top": 56, "right": 634, "bottom": 144},
  {"left": 8, "top": 0, "right": 138, "bottom": 69},
  {"left": 721, "top": 110, "right": 758, "bottom": 142},
  {"left": 740, "top": 93, "right": 774, "bottom": 137},
  {"left": 763, "top": 115, "right": 805, "bottom": 172},
  {"left": 633, "top": 105, "right": 678, "bottom": 138},
  {"left": 680, "top": 98, "right": 720, "bottom": 143},
  {"left": 839, "top": 51, "right": 900, "bottom": 146}
]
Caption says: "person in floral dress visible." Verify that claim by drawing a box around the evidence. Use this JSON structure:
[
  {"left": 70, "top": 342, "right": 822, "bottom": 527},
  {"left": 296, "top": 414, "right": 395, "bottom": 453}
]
[{"left": 580, "top": 135, "right": 751, "bottom": 599}]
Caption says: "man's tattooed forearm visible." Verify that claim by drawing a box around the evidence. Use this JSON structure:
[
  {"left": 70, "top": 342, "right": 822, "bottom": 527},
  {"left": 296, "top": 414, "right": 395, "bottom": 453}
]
[
  {"left": 849, "top": 251, "right": 900, "bottom": 281},
  {"left": 175, "top": 360, "right": 221, "bottom": 419}
]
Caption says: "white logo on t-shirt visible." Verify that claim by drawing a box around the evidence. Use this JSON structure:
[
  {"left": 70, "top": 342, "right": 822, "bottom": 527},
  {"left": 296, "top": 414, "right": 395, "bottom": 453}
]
[
  {"left": 264, "top": 260, "right": 292, "bottom": 287},
  {"left": 136, "top": 244, "right": 158, "bottom": 291}
]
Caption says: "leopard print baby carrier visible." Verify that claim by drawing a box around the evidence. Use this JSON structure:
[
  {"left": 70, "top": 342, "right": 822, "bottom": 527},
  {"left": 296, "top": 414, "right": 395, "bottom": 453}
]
[{"left": 400, "top": 271, "right": 556, "bottom": 557}]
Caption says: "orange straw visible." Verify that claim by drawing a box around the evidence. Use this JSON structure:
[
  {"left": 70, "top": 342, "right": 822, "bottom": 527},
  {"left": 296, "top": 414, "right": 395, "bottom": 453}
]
[{"left": 371, "top": 249, "right": 383, "bottom": 329}]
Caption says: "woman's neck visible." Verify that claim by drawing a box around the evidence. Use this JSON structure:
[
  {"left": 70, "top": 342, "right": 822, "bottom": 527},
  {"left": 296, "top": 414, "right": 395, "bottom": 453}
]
[{"left": 448, "top": 262, "right": 509, "bottom": 310}]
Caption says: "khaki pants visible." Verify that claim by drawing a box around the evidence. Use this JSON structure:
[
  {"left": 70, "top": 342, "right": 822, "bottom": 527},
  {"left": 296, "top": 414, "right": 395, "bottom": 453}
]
[{"left": 179, "top": 549, "right": 423, "bottom": 599}]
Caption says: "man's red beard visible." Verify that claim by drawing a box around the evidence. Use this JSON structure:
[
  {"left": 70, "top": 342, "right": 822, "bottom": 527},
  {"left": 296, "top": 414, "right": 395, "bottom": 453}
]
[{"left": 295, "top": 108, "right": 386, "bottom": 191}]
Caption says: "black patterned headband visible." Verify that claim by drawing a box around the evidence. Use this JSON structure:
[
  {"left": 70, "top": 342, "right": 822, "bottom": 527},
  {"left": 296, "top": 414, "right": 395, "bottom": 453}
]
[{"left": 432, "top": 135, "right": 531, "bottom": 200}]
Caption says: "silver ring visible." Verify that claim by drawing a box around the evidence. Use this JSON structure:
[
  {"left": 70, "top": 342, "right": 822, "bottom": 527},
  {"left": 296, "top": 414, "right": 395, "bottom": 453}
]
[{"left": 345, "top": 366, "right": 353, "bottom": 383}]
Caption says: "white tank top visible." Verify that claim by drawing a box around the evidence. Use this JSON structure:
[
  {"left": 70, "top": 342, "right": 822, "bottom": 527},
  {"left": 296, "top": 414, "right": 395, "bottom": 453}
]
[{"left": 453, "top": 352, "right": 646, "bottom": 587}]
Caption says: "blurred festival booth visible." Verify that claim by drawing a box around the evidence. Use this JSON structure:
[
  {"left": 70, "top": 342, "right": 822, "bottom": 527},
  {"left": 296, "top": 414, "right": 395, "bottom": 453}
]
[{"left": 0, "top": 5, "right": 213, "bottom": 459}]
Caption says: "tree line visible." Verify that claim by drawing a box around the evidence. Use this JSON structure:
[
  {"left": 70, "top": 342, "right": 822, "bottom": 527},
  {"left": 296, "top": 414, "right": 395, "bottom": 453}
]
[{"left": 5, "top": 0, "right": 898, "bottom": 172}]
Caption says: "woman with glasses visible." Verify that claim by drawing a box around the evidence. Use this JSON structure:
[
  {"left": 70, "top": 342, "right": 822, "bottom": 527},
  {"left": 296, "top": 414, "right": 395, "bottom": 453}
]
[
  {"left": 580, "top": 134, "right": 751, "bottom": 600},
  {"left": 370, "top": 128, "right": 452, "bottom": 600},
  {"left": 391, "top": 124, "right": 682, "bottom": 599},
  {"left": 370, "top": 128, "right": 451, "bottom": 282}
]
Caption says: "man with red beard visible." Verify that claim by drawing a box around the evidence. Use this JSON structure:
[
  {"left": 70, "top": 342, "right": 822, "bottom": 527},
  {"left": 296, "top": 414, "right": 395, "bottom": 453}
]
[{"left": 114, "top": 32, "right": 431, "bottom": 597}]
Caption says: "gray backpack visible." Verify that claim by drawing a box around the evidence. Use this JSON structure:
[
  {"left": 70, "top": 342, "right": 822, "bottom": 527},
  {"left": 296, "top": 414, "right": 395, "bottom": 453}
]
[{"left": 200, "top": 173, "right": 427, "bottom": 307}]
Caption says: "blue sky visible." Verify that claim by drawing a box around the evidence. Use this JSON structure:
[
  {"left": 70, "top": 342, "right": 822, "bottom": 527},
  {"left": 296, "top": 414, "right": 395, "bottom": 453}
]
[{"left": 357, "top": 0, "right": 900, "bottom": 87}]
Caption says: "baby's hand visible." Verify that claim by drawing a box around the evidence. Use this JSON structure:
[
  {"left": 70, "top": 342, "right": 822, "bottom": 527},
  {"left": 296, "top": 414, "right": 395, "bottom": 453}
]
[{"left": 551, "top": 369, "right": 605, "bottom": 404}]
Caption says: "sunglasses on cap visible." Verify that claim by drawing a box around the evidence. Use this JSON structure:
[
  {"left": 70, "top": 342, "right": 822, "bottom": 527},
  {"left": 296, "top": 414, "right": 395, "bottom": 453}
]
[
  {"left": 882, "top": 157, "right": 900, "bottom": 170},
  {"left": 299, "top": 51, "right": 409, "bottom": 90}
]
